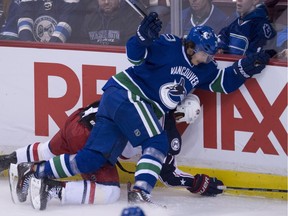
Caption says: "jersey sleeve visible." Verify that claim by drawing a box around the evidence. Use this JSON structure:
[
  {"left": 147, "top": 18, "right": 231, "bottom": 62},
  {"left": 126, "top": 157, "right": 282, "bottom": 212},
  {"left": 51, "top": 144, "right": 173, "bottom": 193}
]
[
  {"left": 17, "top": 0, "right": 35, "bottom": 41},
  {"left": 126, "top": 36, "right": 148, "bottom": 65},
  {"left": 218, "top": 25, "right": 231, "bottom": 50},
  {"left": 0, "top": 1, "right": 19, "bottom": 40},
  {"left": 159, "top": 154, "right": 194, "bottom": 188},
  {"left": 198, "top": 62, "right": 247, "bottom": 94},
  {"left": 49, "top": 0, "right": 83, "bottom": 43},
  {"left": 246, "top": 21, "right": 276, "bottom": 54}
]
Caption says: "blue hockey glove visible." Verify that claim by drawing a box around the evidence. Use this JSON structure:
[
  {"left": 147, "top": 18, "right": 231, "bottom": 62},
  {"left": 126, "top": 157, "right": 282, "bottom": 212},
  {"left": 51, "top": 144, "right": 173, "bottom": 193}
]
[
  {"left": 233, "top": 51, "right": 270, "bottom": 79},
  {"left": 136, "top": 12, "right": 162, "bottom": 46},
  {"left": 187, "top": 174, "right": 224, "bottom": 196}
]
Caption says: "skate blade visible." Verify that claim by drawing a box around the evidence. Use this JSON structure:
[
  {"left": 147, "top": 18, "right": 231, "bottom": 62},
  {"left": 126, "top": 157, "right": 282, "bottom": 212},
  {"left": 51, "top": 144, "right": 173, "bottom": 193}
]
[
  {"left": 126, "top": 182, "right": 167, "bottom": 209},
  {"left": 8, "top": 163, "right": 19, "bottom": 204},
  {"left": 30, "top": 177, "right": 42, "bottom": 210}
]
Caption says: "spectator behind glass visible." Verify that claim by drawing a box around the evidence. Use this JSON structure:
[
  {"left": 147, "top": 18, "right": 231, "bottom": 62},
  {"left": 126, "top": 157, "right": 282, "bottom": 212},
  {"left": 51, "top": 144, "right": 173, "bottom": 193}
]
[
  {"left": 14, "top": 0, "right": 86, "bottom": 43},
  {"left": 217, "top": 0, "right": 276, "bottom": 55},
  {"left": 79, "top": 0, "right": 142, "bottom": 46},
  {"left": 274, "top": 26, "right": 288, "bottom": 60},
  {"left": 164, "top": 0, "right": 230, "bottom": 36},
  {"left": 0, "top": 0, "right": 4, "bottom": 27},
  {"left": 0, "top": 0, "right": 19, "bottom": 40},
  {"left": 264, "top": 7, "right": 287, "bottom": 60}
]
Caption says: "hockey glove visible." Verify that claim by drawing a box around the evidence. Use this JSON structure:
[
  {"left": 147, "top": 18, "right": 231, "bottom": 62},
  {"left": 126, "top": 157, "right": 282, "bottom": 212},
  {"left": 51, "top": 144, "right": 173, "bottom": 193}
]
[
  {"left": 136, "top": 12, "right": 162, "bottom": 46},
  {"left": 264, "top": 49, "right": 277, "bottom": 58},
  {"left": 187, "top": 174, "right": 224, "bottom": 196},
  {"left": 232, "top": 51, "right": 270, "bottom": 79}
]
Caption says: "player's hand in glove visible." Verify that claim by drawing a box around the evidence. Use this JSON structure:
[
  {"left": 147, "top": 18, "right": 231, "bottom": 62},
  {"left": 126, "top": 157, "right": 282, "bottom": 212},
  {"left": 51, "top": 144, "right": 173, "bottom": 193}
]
[
  {"left": 233, "top": 50, "right": 270, "bottom": 79},
  {"left": 187, "top": 174, "right": 224, "bottom": 196},
  {"left": 136, "top": 12, "right": 162, "bottom": 46}
]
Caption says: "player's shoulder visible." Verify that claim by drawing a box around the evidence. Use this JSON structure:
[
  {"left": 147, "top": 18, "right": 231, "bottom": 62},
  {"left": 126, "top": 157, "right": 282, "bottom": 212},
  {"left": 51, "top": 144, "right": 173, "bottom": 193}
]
[
  {"left": 159, "top": 34, "right": 182, "bottom": 44},
  {"left": 254, "top": 19, "right": 276, "bottom": 39}
]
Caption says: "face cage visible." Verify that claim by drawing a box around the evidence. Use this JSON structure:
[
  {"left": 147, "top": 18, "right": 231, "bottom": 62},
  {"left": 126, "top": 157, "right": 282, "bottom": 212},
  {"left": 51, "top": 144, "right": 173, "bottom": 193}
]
[{"left": 193, "top": 49, "right": 215, "bottom": 64}]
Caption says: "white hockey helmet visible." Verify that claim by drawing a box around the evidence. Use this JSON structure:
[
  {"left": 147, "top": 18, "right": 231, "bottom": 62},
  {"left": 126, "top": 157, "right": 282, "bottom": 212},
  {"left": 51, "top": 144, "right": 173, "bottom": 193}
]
[{"left": 174, "top": 93, "right": 201, "bottom": 124}]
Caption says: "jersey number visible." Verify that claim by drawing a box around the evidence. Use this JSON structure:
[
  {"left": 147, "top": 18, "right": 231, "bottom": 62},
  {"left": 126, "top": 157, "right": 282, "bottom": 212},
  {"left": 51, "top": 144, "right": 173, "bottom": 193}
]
[{"left": 163, "top": 34, "right": 176, "bottom": 42}]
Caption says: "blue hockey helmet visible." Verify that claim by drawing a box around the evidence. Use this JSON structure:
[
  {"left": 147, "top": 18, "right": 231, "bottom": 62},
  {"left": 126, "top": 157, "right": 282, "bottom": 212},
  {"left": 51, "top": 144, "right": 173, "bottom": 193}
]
[
  {"left": 186, "top": 26, "right": 218, "bottom": 55},
  {"left": 121, "top": 206, "right": 145, "bottom": 216}
]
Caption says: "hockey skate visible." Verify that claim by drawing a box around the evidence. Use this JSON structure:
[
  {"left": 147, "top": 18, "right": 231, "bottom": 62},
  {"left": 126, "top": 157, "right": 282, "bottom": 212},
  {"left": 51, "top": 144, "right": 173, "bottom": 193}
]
[
  {"left": 30, "top": 177, "right": 64, "bottom": 210},
  {"left": 127, "top": 182, "right": 153, "bottom": 204},
  {"left": 0, "top": 152, "right": 17, "bottom": 173},
  {"left": 127, "top": 182, "right": 166, "bottom": 208},
  {"left": 9, "top": 162, "right": 35, "bottom": 203}
]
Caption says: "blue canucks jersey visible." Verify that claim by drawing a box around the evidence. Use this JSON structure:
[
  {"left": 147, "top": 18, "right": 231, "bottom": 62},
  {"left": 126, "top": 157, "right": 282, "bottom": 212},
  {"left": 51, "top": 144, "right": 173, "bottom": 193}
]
[
  {"left": 218, "top": 4, "right": 276, "bottom": 55},
  {"left": 104, "top": 34, "right": 246, "bottom": 116},
  {"left": 17, "top": 0, "right": 85, "bottom": 43},
  {"left": 0, "top": 0, "right": 19, "bottom": 39}
]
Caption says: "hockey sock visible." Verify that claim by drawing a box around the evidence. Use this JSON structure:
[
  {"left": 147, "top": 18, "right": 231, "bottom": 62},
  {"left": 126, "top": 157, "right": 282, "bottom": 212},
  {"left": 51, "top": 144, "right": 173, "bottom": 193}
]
[{"left": 16, "top": 141, "right": 55, "bottom": 163}]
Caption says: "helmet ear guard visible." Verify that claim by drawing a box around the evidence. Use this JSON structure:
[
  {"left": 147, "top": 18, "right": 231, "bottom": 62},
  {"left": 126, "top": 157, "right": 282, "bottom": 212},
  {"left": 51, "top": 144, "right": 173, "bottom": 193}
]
[
  {"left": 183, "top": 39, "right": 196, "bottom": 61},
  {"left": 174, "top": 94, "right": 201, "bottom": 124}
]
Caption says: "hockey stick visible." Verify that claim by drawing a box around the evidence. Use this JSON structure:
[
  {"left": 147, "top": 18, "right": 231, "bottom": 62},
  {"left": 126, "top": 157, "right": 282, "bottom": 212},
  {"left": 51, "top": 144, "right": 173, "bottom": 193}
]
[
  {"left": 218, "top": 185, "right": 288, "bottom": 193},
  {"left": 125, "top": 0, "right": 147, "bottom": 18}
]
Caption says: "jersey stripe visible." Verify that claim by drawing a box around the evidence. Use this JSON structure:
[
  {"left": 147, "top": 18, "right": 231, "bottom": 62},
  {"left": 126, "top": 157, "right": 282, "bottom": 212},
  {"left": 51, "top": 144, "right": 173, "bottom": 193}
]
[
  {"left": 82, "top": 180, "right": 87, "bottom": 204},
  {"left": 210, "top": 69, "right": 227, "bottom": 94},
  {"left": 32, "top": 142, "right": 40, "bottom": 161},
  {"left": 113, "top": 71, "right": 165, "bottom": 118},
  {"left": 128, "top": 92, "right": 161, "bottom": 137},
  {"left": 88, "top": 182, "right": 96, "bottom": 204}
]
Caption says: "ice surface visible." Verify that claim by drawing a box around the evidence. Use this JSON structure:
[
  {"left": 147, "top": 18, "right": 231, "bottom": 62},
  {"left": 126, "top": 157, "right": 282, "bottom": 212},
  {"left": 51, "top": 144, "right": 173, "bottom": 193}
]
[{"left": 0, "top": 178, "right": 287, "bottom": 216}]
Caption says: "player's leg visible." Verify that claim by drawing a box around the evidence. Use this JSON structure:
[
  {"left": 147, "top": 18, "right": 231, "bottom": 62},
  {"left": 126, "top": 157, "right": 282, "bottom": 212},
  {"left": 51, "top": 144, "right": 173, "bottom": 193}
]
[
  {"left": 0, "top": 151, "right": 17, "bottom": 172},
  {"left": 48, "top": 107, "right": 91, "bottom": 155},
  {"left": 30, "top": 164, "right": 120, "bottom": 210},
  {"left": 30, "top": 179, "right": 120, "bottom": 210},
  {"left": 14, "top": 117, "right": 124, "bottom": 190},
  {"left": 1, "top": 108, "right": 89, "bottom": 173},
  {"left": 104, "top": 89, "right": 169, "bottom": 201}
]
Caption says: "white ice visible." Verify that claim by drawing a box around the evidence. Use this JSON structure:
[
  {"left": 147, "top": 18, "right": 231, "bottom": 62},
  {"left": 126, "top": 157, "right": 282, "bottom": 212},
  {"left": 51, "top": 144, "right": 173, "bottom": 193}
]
[{"left": 0, "top": 178, "right": 287, "bottom": 216}]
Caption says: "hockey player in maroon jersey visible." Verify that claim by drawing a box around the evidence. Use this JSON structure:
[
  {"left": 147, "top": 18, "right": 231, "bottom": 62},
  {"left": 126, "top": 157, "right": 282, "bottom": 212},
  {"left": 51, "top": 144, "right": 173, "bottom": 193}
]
[{"left": 2, "top": 94, "right": 224, "bottom": 210}]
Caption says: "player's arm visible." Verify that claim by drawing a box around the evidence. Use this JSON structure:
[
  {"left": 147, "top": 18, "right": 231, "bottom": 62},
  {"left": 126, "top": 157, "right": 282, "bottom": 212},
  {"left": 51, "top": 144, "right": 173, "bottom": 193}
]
[
  {"left": 159, "top": 154, "right": 224, "bottom": 196},
  {"left": 246, "top": 21, "right": 276, "bottom": 55},
  {"left": 204, "top": 50, "right": 272, "bottom": 94},
  {"left": 126, "top": 12, "right": 162, "bottom": 65},
  {"left": 17, "top": 0, "right": 35, "bottom": 41},
  {"left": 49, "top": 0, "right": 82, "bottom": 43},
  {"left": 217, "top": 25, "right": 230, "bottom": 52}
]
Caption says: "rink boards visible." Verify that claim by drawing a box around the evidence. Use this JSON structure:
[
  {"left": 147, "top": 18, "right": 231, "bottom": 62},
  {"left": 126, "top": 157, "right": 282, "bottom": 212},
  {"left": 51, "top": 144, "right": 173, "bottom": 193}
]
[{"left": 0, "top": 41, "right": 287, "bottom": 200}]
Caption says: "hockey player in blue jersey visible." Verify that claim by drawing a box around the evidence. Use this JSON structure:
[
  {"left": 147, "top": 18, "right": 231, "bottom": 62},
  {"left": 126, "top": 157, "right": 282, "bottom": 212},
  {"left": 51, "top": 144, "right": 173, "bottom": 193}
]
[
  {"left": 218, "top": 0, "right": 276, "bottom": 55},
  {"left": 12, "top": 12, "right": 271, "bottom": 206}
]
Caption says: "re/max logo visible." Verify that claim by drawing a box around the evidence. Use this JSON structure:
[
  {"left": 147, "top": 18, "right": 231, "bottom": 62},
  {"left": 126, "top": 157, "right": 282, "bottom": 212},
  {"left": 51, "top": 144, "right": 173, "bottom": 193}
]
[{"left": 34, "top": 62, "right": 287, "bottom": 156}]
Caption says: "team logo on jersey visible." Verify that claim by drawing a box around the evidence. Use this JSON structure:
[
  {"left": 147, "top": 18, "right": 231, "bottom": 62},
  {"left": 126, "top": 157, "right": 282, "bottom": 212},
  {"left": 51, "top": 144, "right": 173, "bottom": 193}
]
[
  {"left": 263, "top": 23, "right": 273, "bottom": 39},
  {"left": 44, "top": 0, "right": 53, "bottom": 10},
  {"left": 159, "top": 77, "right": 187, "bottom": 109},
  {"left": 170, "top": 138, "right": 180, "bottom": 152},
  {"left": 33, "top": 16, "right": 57, "bottom": 42},
  {"left": 134, "top": 129, "right": 141, "bottom": 137}
]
